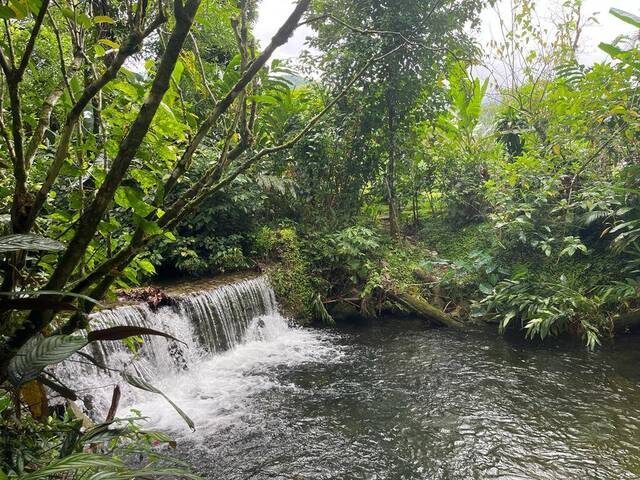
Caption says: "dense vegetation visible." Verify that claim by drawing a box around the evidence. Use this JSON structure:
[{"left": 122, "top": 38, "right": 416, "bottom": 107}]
[{"left": 0, "top": 0, "right": 639, "bottom": 477}]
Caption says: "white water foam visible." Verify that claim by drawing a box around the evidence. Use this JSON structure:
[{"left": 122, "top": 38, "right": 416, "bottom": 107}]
[
  {"left": 55, "top": 277, "right": 342, "bottom": 441},
  {"left": 128, "top": 313, "right": 340, "bottom": 440}
]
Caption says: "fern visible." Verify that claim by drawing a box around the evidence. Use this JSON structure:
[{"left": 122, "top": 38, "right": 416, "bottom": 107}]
[{"left": 555, "top": 62, "right": 587, "bottom": 87}]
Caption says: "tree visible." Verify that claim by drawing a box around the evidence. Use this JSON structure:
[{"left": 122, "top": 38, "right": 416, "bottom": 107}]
[
  {"left": 306, "top": 0, "right": 488, "bottom": 235},
  {"left": 0, "top": 0, "right": 398, "bottom": 368}
]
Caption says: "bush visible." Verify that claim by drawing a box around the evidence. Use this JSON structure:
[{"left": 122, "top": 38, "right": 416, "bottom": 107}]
[
  {"left": 307, "top": 226, "right": 381, "bottom": 293},
  {"left": 0, "top": 393, "right": 193, "bottom": 478}
]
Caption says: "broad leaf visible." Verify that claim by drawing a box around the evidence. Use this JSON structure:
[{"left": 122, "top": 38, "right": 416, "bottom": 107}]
[
  {"left": 20, "top": 380, "right": 48, "bottom": 420},
  {"left": 93, "top": 15, "right": 115, "bottom": 24},
  {"left": 599, "top": 42, "right": 624, "bottom": 58},
  {"left": 0, "top": 5, "right": 16, "bottom": 18},
  {"left": 610, "top": 8, "right": 640, "bottom": 28},
  {"left": 0, "top": 234, "right": 64, "bottom": 253},
  {"left": 8, "top": 334, "right": 88, "bottom": 386}
]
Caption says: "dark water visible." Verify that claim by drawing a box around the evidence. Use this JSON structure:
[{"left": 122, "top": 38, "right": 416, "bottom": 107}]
[{"left": 180, "top": 320, "right": 640, "bottom": 479}]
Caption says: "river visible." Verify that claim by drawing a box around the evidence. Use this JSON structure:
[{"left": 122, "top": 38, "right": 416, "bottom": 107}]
[
  {"left": 135, "top": 317, "right": 640, "bottom": 479},
  {"left": 65, "top": 278, "right": 640, "bottom": 479}
]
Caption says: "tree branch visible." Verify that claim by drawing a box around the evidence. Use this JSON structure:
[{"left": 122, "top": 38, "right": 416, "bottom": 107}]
[
  {"left": 42, "top": 0, "right": 200, "bottom": 292},
  {"left": 69, "top": 44, "right": 405, "bottom": 312},
  {"left": 26, "top": 7, "right": 166, "bottom": 229},
  {"left": 16, "top": 0, "right": 51, "bottom": 78}
]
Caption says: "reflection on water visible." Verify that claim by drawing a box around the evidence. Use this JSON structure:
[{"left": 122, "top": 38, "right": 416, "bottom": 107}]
[{"left": 147, "top": 319, "right": 640, "bottom": 479}]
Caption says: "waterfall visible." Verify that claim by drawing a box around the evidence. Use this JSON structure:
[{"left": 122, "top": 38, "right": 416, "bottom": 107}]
[
  {"left": 179, "top": 276, "right": 278, "bottom": 352},
  {"left": 54, "top": 276, "right": 289, "bottom": 417},
  {"left": 55, "top": 275, "right": 341, "bottom": 440}
]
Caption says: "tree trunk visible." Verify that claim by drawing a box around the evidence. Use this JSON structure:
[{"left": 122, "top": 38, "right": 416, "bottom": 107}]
[
  {"left": 386, "top": 90, "right": 399, "bottom": 236},
  {"left": 387, "top": 290, "right": 463, "bottom": 329}
]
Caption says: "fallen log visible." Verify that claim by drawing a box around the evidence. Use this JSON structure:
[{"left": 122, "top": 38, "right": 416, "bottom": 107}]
[{"left": 387, "top": 290, "right": 463, "bottom": 329}]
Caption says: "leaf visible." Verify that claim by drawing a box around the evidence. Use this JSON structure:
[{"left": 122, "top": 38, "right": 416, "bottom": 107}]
[
  {"left": 20, "top": 380, "right": 48, "bottom": 420},
  {"left": 599, "top": 42, "right": 624, "bottom": 58},
  {"left": 8, "top": 0, "right": 27, "bottom": 18},
  {"left": 610, "top": 8, "right": 640, "bottom": 28},
  {"left": 0, "top": 298, "right": 79, "bottom": 312},
  {"left": 136, "top": 216, "right": 163, "bottom": 236},
  {"left": 93, "top": 15, "right": 115, "bottom": 24},
  {"left": 8, "top": 334, "right": 88, "bottom": 386},
  {"left": 115, "top": 186, "right": 155, "bottom": 216},
  {"left": 138, "top": 259, "right": 156, "bottom": 274},
  {"left": 88, "top": 326, "right": 185, "bottom": 345},
  {"left": 25, "top": 0, "right": 42, "bottom": 14},
  {"left": 0, "top": 290, "right": 104, "bottom": 308},
  {"left": 0, "top": 234, "right": 65, "bottom": 253},
  {"left": 19, "top": 453, "right": 123, "bottom": 480},
  {"left": 80, "top": 424, "right": 129, "bottom": 444},
  {"left": 0, "top": 395, "right": 11, "bottom": 414},
  {"left": 0, "top": 5, "right": 16, "bottom": 18},
  {"left": 98, "top": 38, "right": 120, "bottom": 50},
  {"left": 75, "top": 11, "right": 92, "bottom": 27},
  {"left": 123, "top": 372, "right": 195, "bottom": 431},
  {"left": 39, "top": 375, "right": 78, "bottom": 401}
]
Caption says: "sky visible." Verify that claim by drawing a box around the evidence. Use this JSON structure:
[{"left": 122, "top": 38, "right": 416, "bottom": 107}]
[{"left": 255, "top": 0, "right": 640, "bottom": 65}]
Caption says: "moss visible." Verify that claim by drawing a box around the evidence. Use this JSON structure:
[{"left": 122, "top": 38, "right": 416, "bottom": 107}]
[{"left": 264, "top": 227, "right": 315, "bottom": 325}]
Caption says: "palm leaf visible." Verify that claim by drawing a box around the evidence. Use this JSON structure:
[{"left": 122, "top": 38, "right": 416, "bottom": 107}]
[
  {"left": 0, "top": 290, "right": 104, "bottom": 308},
  {"left": 88, "top": 468, "right": 201, "bottom": 480}
]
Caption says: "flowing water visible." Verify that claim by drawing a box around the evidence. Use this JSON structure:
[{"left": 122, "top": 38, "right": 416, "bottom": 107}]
[{"left": 64, "top": 278, "right": 640, "bottom": 479}]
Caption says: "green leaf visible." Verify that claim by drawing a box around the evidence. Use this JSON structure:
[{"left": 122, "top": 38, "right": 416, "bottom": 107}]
[
  {"left": 599, "top": 42, "right": 624, "bottom": 58},
  {"left": 93, "top": 15, "right": 115, "bottom": 24},
  {"left": 136, "top": 216, "right": 163, "bottom": 236},
  {"left": 0, "top": 396, "right": 11, "bottom": 414},
  {"left": 610, "top": 8, "right": 640, "bottom": 28},
  {"left": 0, "top": 5, "right": 16, "bottom": 18},
  {"left": 123, "top": 373, "right": 195, "bottom": 431},
  {"left": 0, "top": 234, "right": 65, "bottom": 253},
  {"left": 80, "top": 425, "right": 129, "bottom": 445},
  {"left": 8, "top": 334, "right": 88, "bottom": 386},
  {"left": 98, "top": 38, "right": 120, "bottom": 50},
  {"left": 130, "top": 168, "right": 158, "bottom": 193},
  {"left": 9, "top": 0, "right": 28, "bottom": 18},
  {"left": 25, "top": 0, "right": 42, "bottom": 14},
  {"left": 138, "top": 259, "right": 156, "bottom": 274},
  {"left": 19, "top": 453, "right": 123, "bottom": 480},
  {"left": 114, "top": 186, "right": 155, "bottom": 216}
]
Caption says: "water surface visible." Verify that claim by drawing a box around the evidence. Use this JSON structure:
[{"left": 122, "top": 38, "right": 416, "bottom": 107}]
[{"left": 159, "top": 319, "right": 640, "bottom": 479}]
